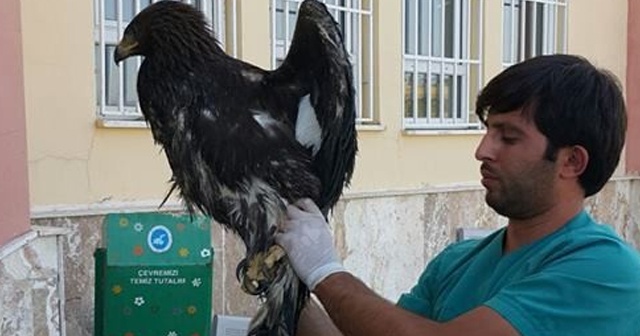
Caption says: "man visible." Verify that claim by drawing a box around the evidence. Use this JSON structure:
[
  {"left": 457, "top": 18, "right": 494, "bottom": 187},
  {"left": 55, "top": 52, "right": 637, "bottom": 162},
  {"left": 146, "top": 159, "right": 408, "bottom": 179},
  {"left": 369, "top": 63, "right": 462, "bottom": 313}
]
[{"left": 276, "top": 54, "right": 640, "bottom": 335}]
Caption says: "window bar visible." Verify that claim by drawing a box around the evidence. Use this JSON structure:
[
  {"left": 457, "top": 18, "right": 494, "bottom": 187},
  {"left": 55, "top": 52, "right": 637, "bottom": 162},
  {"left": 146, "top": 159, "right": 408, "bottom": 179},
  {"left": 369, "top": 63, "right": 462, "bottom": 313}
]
[
  {"left": 200, "top": 0, "right": 207, "bottom": 21},
  {"left": 344, "top": 0, "right": 356, "bottom": 119},
  {"left": 439, "top": 0, "right": 445, "bottom": 124},
  {"left": 212, "top": 0, "right": 217, "bottom": 42},
  {"left": 367, "top": 0, "right": 373, "bottom": 123},
  {"left": 463, "top": 0, "right": 470, "bottom": 122},
  {"left": 464, "top": 0, "right": 471, "bottom": 121},
  {"left": 531, "top": 1, "right": 538, "bottom": 56},
  {"left": 216, "top": 0, "right": 226, "bottom": 47},
  {"left": 544, "top": 4, "right": 558, "bottom": 53},
  {"left": 519, "top": 0, "right": 526, "bottom": 62},
  {"left": 426, "top": 0, "right": 433, "bottom": 125},
  {"left": 271, "top": 0, "right": 277, "bottom": 68},
  {"left": 344, "top": 0, "right": 352, "bottom": 56},
  {"left": 507, "top": 0, "right": 514, "bottom": 65},
  {"left": 413, "top": 0, "right": 419, "bottom": 123},
  {"left": 552, "top": 0, "right": 558, "bottom": 52},
  {"left": 562, "top": 1, "right": 568, "bottom": 53},
  {"left": 466, "top": 0, "right": 472, "bottom": 122},
  {"left": 452, "top": 0, "right": 460, "bottom": 124},
  {"left": 93, "top": 0, "right": 99, "bottom": 26},
  {"left": 99, "top": 0, "right": 106, "bottom": 117},
  {"left": 284, "top": 1, "right": 291, "bottom": 58},
  {"left": 117, "top": 0, "right": 125, "bottom": 115},
  {"left": 463, "top": 0, "right": 469, "bottom": 59},
  {"left": 340, "top": 1, "right": 346, "bottom": 36},
  {"left": 478, "top": 0, "right": 484, "bottom": 114},
  {"left": 354, "top": 0, "right": 364, "bottom": 122},
  {"left": 136, "top": 0, "right": 142, "bottom": 115},
  {"left": 512, "top": 0, "right": 517, "bottom": 64},
  {"left": 401, "top": 0, "right": 409, "bottom": 126},
  {"left": 232, "top": 0, "right": 238, "bottom": 57}
]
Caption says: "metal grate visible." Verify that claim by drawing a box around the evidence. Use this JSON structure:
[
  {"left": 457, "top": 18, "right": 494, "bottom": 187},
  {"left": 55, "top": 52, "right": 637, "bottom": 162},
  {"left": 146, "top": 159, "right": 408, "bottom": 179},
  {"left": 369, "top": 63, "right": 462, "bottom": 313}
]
[
  {"left": 93, "top": 0, "right": 227, "bottom": 121},
  {"left": 403, "top": 0, "right": 484, "bottom": 130},
  {"left": 271, "top": 0, "right": 375, "bottom": 124},
  {"left": 502, "top": 0, "right": 568, "bottom": 68}
]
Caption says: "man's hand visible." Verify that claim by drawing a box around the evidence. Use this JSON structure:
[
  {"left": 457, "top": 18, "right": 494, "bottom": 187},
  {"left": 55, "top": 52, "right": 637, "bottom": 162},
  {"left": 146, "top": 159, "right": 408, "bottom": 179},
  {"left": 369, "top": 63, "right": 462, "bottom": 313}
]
[{"left": 276, "top": 198, "right": 346, "bottom": 290}]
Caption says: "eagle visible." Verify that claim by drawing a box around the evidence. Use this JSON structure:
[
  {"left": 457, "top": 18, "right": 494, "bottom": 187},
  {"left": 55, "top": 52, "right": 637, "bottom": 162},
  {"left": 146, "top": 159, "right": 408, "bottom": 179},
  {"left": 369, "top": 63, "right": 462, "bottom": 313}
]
[{"left": 113, "top": 1, "right": 357, "bottom": 335}]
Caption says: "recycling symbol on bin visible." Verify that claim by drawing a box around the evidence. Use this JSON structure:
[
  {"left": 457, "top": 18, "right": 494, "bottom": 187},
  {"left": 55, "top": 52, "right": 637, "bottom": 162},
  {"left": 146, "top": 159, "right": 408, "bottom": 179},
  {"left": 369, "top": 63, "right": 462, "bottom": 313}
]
[{"left": 147, "top": 225, "right": 173, "bottom": 253}]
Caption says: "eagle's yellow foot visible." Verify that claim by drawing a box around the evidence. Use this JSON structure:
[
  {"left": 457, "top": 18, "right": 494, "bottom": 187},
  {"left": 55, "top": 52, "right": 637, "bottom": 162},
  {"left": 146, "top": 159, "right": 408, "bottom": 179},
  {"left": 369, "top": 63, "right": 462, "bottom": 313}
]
[{"left": 237, "top": 245, "right": 286, "bottom": 295}]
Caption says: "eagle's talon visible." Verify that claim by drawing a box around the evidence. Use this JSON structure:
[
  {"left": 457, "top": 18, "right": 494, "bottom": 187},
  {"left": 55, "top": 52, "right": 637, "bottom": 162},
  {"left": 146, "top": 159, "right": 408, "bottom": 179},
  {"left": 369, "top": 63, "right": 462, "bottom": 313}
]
[
  {"left": 237, "top": 245, "right": 288, "bottom": 296},
  {"left": 236, "top": 258, "right": 248, "bottom": 283},
  {"left": 241, "top": 276, "right": 267, "bottom": 296}
]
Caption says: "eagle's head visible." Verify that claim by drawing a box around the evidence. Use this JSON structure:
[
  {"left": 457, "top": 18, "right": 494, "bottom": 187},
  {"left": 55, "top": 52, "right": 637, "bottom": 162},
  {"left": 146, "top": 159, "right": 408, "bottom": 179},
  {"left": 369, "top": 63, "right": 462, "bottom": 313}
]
[{"left": 114, "top": 0, "right": 215, "bottom": 64}]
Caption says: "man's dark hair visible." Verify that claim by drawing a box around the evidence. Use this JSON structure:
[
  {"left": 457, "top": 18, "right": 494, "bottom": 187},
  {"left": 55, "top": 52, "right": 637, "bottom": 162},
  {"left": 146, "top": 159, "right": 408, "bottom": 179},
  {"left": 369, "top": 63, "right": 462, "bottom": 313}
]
[{"left": 475, "top": 54, "right": 627, "bottom": 197}]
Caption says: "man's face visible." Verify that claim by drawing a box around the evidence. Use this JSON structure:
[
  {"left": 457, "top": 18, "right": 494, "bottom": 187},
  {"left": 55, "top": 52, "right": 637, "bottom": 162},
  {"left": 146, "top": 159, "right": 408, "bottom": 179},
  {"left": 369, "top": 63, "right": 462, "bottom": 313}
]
[{"left": 475, "top": 110, "right": 559, "bottom": 220}]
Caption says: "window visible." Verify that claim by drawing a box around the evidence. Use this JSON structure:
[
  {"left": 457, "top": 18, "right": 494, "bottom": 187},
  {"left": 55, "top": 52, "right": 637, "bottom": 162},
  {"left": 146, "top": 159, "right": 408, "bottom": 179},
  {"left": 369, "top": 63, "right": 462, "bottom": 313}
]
[
  {"left": 271, "top": 0, "right": 375, "bottom": 124},
  {"left": 403, "top": 0, "right": 483, "bottom": 130},
  {"left": 94, "top": 0, "right": 226, "bottom": 121},
  {"left": 503, "top": 0, "right": 567, "bottom": 68}
]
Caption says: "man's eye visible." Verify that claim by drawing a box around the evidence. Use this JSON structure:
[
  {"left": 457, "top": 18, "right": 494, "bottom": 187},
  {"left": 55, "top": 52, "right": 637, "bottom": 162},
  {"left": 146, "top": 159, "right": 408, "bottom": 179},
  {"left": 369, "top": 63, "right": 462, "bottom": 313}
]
[{"left": 501, "top": 137, "right": 518, "bottom": 144}]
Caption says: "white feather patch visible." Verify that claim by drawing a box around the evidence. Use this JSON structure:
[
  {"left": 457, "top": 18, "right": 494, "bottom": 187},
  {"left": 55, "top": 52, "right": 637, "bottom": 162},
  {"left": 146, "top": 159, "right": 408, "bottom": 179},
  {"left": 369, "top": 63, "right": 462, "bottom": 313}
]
[
  {"left": 251, "top": 110, "right": 279, "bottom": 138},
  {"left": 295, "top": 94, "right": 322, "bottom": 156}
]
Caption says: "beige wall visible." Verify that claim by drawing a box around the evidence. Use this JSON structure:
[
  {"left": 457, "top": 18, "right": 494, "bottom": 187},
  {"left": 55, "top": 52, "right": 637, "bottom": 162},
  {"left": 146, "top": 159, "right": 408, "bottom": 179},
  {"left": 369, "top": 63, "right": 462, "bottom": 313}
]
[
  {"left": 628, "top": 0, "right": 640, "bottom": 174},
  {"left": 568, "top": 0, "right": 628, "bottom": 79},
  {"left": 21, "top": 0, "right": 631, "bottom": 210},
  {"left": 21, "top": 0, "right": 172, "bottom": 208},
  {"left": 568, "top": 0, "right": 629, "bottom": 175}
]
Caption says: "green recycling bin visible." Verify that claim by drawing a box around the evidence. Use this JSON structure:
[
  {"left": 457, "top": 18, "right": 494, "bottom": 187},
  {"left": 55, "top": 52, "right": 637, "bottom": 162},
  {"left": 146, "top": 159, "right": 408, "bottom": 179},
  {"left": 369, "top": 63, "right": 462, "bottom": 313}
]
[{"left": 94, "top": 212, "right": 214, "bottom": 336}]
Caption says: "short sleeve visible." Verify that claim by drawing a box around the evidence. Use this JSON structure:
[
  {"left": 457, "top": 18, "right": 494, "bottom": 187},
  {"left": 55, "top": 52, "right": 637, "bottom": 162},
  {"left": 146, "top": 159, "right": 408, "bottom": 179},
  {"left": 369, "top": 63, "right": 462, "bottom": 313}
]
[
  {"left": 485, "top": 240, "right": 640, "bottom": 336},
  {"left": 397, "top": 240, "right": 478, "bottom": 318},
  {"left": 396, "top": 257, "right": 441, "bottom": 317}
]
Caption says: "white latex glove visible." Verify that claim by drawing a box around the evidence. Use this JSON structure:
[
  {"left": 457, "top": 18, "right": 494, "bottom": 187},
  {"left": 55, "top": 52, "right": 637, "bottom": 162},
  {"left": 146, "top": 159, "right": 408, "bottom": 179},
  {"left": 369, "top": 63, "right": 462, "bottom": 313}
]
[{"left": 276, "top": 198, "right": 346, "bottom": 290}]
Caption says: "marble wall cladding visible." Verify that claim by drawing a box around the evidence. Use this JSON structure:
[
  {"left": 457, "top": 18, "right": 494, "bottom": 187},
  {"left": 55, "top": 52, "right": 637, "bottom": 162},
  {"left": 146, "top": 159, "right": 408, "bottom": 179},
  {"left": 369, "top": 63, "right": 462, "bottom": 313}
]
[
  {"left": 33, "top": 216, "right": 103, "bottom": 336},
  {"left": 339, "top": 178, "right": 640, "bottom": 301},
  {"left": 337, "top": 188, "right": 508, "bottom": 302},
  {"left": 585, "top": 178, "right": 640, "bottom": 250},
  {"left": 24, "top": 177, "right": 640, "bottom": 335},
  {"left": 0, "top": 229, "right": 66, "bottom": 336}
]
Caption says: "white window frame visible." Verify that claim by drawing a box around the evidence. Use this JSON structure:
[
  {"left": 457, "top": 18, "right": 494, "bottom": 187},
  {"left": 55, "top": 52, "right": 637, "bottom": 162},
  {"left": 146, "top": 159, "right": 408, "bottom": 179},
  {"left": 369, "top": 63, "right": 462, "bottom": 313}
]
[
  {"left": 94, "top": 0, "right": 226, "bottom": 122},
  {"left": 403, "top": 0, "right": 483, "bottom": 130},
  {"left": 270, "top": 0, "right": 375, "bottom": 124},
  {"left": 502, "top": 0, "right": 568, "bottom": 68}
]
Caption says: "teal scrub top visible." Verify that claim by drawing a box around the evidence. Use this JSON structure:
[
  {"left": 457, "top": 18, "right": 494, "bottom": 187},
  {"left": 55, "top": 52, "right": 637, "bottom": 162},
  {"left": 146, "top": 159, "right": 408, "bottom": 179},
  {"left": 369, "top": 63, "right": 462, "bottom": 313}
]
[{"left": 397, "top": 210, "right": 640, "bottom": 336}]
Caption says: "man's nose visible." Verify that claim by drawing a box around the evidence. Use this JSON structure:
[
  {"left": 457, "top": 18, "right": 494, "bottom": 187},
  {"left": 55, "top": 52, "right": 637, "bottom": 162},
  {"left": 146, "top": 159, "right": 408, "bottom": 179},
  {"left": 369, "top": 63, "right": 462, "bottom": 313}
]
[{"left": 475, "top": 133, "right": 494, "bottom": 162}]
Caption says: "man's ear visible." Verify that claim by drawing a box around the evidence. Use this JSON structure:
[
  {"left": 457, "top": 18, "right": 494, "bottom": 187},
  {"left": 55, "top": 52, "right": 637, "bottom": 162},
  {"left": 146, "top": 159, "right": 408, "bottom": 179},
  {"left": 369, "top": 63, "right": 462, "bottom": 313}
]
[{"left": 559, "top": 145, "right": 589, "bottom": 178}]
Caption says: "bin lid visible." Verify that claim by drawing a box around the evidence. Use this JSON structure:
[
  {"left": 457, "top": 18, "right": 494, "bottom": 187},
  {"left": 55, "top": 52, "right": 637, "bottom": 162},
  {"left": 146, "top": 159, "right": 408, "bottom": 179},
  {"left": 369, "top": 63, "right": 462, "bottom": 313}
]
[{"left": 103, "top": 212, "right": 213, "bottom": 266}]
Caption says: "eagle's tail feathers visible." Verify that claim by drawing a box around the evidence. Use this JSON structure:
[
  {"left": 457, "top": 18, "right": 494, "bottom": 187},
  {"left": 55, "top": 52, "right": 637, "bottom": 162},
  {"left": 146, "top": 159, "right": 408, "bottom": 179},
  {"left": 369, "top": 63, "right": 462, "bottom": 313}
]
[
  {"left": 158, "top": 182, "right": 179, "bottom": 209},
  {"left": 247, "top": 262, "right": 310, "bottom": 336}
]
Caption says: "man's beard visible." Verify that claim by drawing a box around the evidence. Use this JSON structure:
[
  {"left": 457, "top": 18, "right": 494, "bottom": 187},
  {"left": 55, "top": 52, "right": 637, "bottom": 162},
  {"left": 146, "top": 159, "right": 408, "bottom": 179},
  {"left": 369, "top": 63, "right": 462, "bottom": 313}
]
[{"left": 485, "top": 161, "right": 557, "bottom": 220}]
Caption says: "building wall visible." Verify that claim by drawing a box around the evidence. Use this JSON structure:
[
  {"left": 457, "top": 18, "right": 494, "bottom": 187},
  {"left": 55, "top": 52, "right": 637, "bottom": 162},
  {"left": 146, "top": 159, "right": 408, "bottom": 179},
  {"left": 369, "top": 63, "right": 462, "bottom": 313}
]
[
  {"left": 13, "top": 0, "right": 640, "bottom": 334},
  {"left": 0, "top": 0, "right": 30, "bottom": 246},
  {"left": 21, "top": 0, "right": 633, "bottom": 212},
  {"left": 35, "top": 177, "right": 640, "bottom": 335},
  {"left": 21, "top": 0, "right": 173, "bottom": 209},
  {"left": 0, "top": 227, "right": 68, "bottom": 336}
]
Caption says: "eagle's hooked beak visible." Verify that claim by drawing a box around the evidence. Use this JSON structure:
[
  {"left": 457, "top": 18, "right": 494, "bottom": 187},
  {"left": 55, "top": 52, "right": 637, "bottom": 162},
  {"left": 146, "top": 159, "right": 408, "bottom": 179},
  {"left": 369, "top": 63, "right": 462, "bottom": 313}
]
[{"left": 114, "top": 34, "right": 140, "bottom": 64}]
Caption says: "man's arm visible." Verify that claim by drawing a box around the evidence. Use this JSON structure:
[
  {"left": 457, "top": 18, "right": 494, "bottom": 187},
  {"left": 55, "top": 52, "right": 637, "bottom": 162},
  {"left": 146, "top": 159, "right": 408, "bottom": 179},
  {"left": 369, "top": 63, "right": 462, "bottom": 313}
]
[
  {"left": 296, "top": 296, "right": 343, "bottom": 336},
  {"left": 313, "top": 272, "right": 519, "bottom": 336},
  {"left": 277, "top": 199, "right": 519, "bottom": 336}
]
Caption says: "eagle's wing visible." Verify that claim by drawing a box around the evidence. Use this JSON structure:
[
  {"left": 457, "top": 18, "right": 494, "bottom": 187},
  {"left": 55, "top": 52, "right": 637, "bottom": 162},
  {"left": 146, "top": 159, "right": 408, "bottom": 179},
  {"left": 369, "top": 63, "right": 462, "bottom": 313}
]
[{"left": 269, "top": 0, "right": 358, "bottom": 213}]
